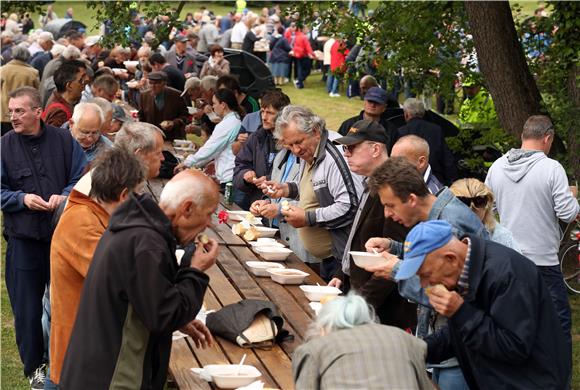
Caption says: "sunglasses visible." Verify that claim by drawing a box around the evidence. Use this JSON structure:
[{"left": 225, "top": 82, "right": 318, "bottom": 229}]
[{"left": 457, "top": 196, "right": 488, "bottom": 209}]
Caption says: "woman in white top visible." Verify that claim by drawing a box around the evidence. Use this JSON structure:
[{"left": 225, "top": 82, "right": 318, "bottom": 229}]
[{"left": 182, "top": 88, "right": 243, "bottom": 185}]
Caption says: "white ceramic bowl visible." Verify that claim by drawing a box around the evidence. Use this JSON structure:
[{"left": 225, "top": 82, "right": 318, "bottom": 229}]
[
  {"left": 254, "top": 246, "right": 292, "bottom": 261},
  {"left": 267, "top": 268, "right": 309, "bottom": 284},
  {"left": 349, "top": 251, "right": 388, "bottom": 269},
  {"left": 123, "top": 60, "right": 139, "bottom": 68},
  {"left": 253, "top": 226, "right": 278, "bottom": 238},
  {"left": 204, "top": 364, "right": 261, "bottom": 389},
  {"left": 245, "top": 261, "right": 285, "bottom": 276},
  {"left": 299, "top": 285, "right": 342, "bottom": 302}
]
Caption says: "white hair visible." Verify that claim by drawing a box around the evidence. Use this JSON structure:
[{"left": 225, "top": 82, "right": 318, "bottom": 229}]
[
  {"left": 71, "top": 102, "right": 104, "bottom": 126},
  {"left": 403, "top": 98, "right": 426, "bottom": 119},
  {"left": 274, "top": 105, "right": 325, "bottom": 140},
  {"left": 159, "top": 175, "right": 211, "bottom": 212},
  {"left": 62, "top": 45, "right": 81, "bottom": 60},
  {"left": 51, "top": 43, "right": 66, "bottom": 57},
  {"left": 307, "top": 292, "right": 376, "bottom": 339},
  {"left": 115, "top": 122, "right": 164, "bottom": 154},
  {"left": 200, "top": 75, "right": 218, "bottom": 91},
  {"left": 37, "top": 31, "right": 54, "bottom": 43},
  {"left": 88, "top": 97, "right": 113, "bottom": 118}
]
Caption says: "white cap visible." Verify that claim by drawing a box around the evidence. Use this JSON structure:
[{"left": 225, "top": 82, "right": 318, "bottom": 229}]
[
  {"left": 85, "top": 35, "right": 102, "bottom": 47},
  {"left": 50, "top": 43, "right": 66, "bottom": 57}
]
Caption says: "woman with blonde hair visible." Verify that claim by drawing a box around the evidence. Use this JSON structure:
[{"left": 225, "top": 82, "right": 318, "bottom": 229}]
[
  {"left": 292, "top": 293, "right": 433, "bottom": 390},
  {"left": 450, "top": 178, "right": 520, "bottom": 251}
]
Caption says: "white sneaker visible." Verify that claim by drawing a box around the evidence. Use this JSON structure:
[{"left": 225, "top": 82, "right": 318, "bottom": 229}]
[
  {"left": 28, "top": 363, "right": 46, "bottom": 390},
  {"left": 331, "top": 93, "right": 341, "bottom": 97}
]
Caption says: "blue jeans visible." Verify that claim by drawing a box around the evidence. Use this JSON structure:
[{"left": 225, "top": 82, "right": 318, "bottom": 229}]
[
  {"left": 326, "top": 74, "right": 339, "bottom": 94},
  {"left": 537, "top": 265, "right": 572, "bottom": 344},
  {"left": 432, "top": 366, "right": 470, "bottom": 390}
]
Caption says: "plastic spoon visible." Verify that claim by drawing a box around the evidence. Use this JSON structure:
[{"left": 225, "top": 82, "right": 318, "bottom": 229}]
[
  {"left": 236, "top": 353, "right": 247, "bottom": 375},
  {"left": 372, "top": 248, "right": 379, "bottom": 255}
]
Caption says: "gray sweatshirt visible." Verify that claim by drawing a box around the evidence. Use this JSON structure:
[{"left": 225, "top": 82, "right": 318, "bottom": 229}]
[{"left": 485, "top": 149, "right": 579, "bottom": 266}]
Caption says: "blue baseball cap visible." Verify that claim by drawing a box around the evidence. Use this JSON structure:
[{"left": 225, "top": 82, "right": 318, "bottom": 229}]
[
  {"left": 394, "top": 220, "right": 454, "bottom": 281},
  {"left": 364, "top": 87, "right": 388, "bottom": 105}
]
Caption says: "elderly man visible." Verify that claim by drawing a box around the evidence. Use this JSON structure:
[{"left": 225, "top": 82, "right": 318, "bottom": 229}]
[
  {"left": 166, "top": 34, "right": 198, "bottom": 78},
  {"left": 49, "top": 147, "right": 145, "bottom": 386},
  {"left": 485, "top": 115, "right": 579, "bottom": 353},
  {"left": 393, "top": 98, "right": 457, "bottom": 184},
  {"left": 337, "top": 87, "right": 399, "bottom": 151},
  {"left": 1, "top": 87, "right": 86, "bottom": 389},
  {"left": 391, "top": 135, "right": 443, "bottom": 194},
  {"left": 68, "top": 102, "right": 112, "bottom": 162},
  {"left": 28, "top": 32, "right": 54, "bottom": 78},
  {"left": 0, "top": 45, "right": 40, "bottom": 135},
  {"left": 139, "top": 71, "right": 188, "bottom": 141},
  {"left": 264, "top": 105, "right": 363, "bottom": 281},
  {"left": 60, "top": 170, "right": 220, "bottom": 389},
  {"left": 84, "top": 74, "right": 119, "bottom": 102},
  {"left": 395, "top": 220, "right": 571, "bottom": 389},
  {"left": 233, "top": 90, "right": 291, "bottom": 207},
  {"left": 328, "top": 120, "right": 417, "bottom": 330},
  {"left": 43, "top": 59, "right": 89, "bottom": 127}
]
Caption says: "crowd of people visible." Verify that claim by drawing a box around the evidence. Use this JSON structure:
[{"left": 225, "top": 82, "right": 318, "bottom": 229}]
[{"left": 1, "top": 3, "right": 579, "bottom": 390}]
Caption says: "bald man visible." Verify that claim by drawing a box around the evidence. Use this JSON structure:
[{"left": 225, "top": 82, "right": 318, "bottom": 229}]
[
  {"left": 359, "top": 75, "right": 378, "bottom": 100},
  {"left": 60, "top": 170, "right": 220, "bottom": 390},
  {"left": 391, "top": 135, "right": 443, "bottom": 194}
]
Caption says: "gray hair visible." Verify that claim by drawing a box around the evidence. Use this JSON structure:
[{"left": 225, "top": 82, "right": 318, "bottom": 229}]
[
  {"left": 403, "top": 98, "right": 426, "bottom": 119},
  {"left": 61, "top": 45, "right": 81, "bottom": 60},
  {"left": 307, "top": 292, "right": 376, "bottom": 339},
  {"left": 522, "top": 115, "right": 554, "bottom": 140},
  {"left": 159, "top": 174, "right": 213, "bottom": 212},
  {"left": 12, "top": 45, "right": 30, "bottom": 62},
  {"left": 200, "top": 75, "right": 218, "bottom": 91},
  {"left": 50, "top": 43, "right": 66, "bottom": 57},
  {"left": 273, "top": 105, "right": 325, "bottom": 140},
  {"left": 71, "top": 102, "right": 104, "bottom": 127},
  {"left": 115, "top": 121, "right": 165, "bottom": 154},
  {"left": 88, "top": 97, "right": 113, "bottom": 119},
  {"left": 137, "top": 45, "right": 151, "bottom": 58}
]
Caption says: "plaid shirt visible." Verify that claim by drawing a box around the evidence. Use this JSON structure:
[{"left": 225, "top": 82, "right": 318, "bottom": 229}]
[{"left": 457, "top": 237, "right": 472, "bottom": 296}]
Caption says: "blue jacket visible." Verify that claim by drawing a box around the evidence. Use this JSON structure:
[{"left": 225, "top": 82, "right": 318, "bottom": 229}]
[
  {"left": 426, "top": 236, "right": 570, "bottom": 390},
  {"left": 269, "top": 35, "right": 292, "bottom": 64},
  {"left": 1, "top": 122, "right": 87, "bottom": 240},
  {"left": 233, "top": 126, "right": 277, "bottom": 205}
]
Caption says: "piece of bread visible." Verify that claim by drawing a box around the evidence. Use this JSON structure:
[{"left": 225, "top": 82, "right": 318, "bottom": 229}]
[
  {"left": 243, "top": 227, "right": 260, "bottom": 241},
  {"left": 281, "top": 200, "right": 290, "bottom": 211},
  {"left": 197, "top": 233, "right": 209, "bottom": 244},
  {"left": 232, "top": 223, "right": 247, "bottom": 235},
  {"left": 425, "top": 283, "right": 448, "bottom": 296}
]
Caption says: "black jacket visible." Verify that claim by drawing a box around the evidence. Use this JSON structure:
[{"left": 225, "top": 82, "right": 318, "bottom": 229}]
[
  {"left": 337, "top": 109, "right": 400, "bottom": 153},
  {"left": 60, "top": 193, "right": 209, "bottom": 390},
  {"left": 394, "top": 117, "right": 457, "bottom": 185},
  {"left": 426, "top": 236, "right": 571, "bottom": 390},
  {"left": 347, "top": 193, "right": 417, "bottom": 330},
  {"left": 269, "top": 35, "right": 292, "bottom": 64},
  {"left": 233, "top": 126, "right": 277, "bottom": 205}
]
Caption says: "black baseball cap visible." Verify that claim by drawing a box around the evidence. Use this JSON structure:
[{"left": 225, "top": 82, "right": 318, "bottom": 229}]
[{"left": 334, "top": 119, "right": 389, "bottom": 145}]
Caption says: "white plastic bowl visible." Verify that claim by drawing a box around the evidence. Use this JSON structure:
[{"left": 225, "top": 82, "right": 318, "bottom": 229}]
[
  {"left": 309, "top": 302, "right": 322, "bottom": 315},
  {"left": 187, "top": 106, "right": 198, "bottom": 115},
  {"left": 299, "top": 285, "right": 342, "bottom": 302},
  {"left": 204, "top": 364, "right": 261, "bottom": 389},
  {"left": 248, "top": 240, "right": 285, "bottom": 249},
  {"left": 227, "top": 210, "right": 253, "bottom": 222},
  {"left": 267, "top": 268, "right": 309, "bottom": 284},
  {"left": 254, "top": 246, "right": 292, "bottom": 261},
  {"left": 253, "top": 226, "right": 278, "bottom": 238},
  {"left": 349, "top": 251, "right": 388, "bottom": 269},
  {"left": 245, "top": 261, "right": 285, "bottom": 276}
]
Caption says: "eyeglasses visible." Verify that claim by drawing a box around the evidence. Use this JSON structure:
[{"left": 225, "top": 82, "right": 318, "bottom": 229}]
[
  {"left": 342, "top": 142, "right": 372, "bottom": 154},
  {"left": 76, "top": 129, "right": 100, "bottom": 139},
  {"left": 8, "top": 107, "right": 40, "bottom": 118},
  {"left": 457, "top": 196, "right": 488, "bottom": 209}
]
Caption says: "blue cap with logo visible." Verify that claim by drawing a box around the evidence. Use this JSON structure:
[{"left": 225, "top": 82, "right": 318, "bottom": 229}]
[{"left": 394, "top": 220, "right": 454, "bottom": 281}]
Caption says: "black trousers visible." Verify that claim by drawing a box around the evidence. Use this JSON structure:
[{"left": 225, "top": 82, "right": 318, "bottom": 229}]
[{"left": 5, "top": 237, "right": 50, "bottom": 376}]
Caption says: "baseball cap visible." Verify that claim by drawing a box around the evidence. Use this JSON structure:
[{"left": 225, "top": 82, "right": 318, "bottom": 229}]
[
  {"left": 111, "top": 104, "right": 130, "bottom": 122},
  {"left": 364, "top": 87, "right": 388, "bottom": 105},
  {"left": 180, "top": 77, "right": 201, "bottom": 97},
  {"left": 147, "top": 71, "right": 167, "bottom": 81},
  {"left": 174, "top": 34, "right": 188, "bottom": 43},
  {"left": 85, "top": 35, "right": 101, "bottom": 47},
  {"left": 334, "top": 119, "right": 389, "bottom": 145},
  {"left": 394, "top": 220, "right": 454, "bottom": 281}
]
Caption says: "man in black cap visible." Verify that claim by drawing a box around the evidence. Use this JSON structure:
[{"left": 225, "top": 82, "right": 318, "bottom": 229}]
[
  {"left": 138, "top": 71, "right": 188, "bottom": 141},
  {"left": 337, "top": 87, "right": 400, "bottom": 152},
  {"left": 328, "top": 119, "right": 417, "bottom": 331}
]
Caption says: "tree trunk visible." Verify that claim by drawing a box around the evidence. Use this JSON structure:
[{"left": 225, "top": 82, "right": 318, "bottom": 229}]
[
  {"left": 567, "top": 63, "right": 579, "bottom": 182},
  {"left": 464, "top": 1, "right": 544, "bottom": 138}
]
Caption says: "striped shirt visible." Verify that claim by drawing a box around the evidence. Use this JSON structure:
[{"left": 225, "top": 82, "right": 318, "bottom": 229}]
[{"left": 457, "top": 237, "right": 472, "bottom": 296}]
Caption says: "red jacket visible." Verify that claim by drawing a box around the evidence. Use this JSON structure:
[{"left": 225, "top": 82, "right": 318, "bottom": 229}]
[
  {"left": 285, "top": 30, "right": 313, "bottom": 59},
  {"left": 330, "top": 40, "right": 349, "bottom": 73}
]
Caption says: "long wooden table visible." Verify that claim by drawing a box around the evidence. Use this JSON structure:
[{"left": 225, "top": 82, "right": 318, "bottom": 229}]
[{"left": 147, "top": 158, "right": 324, "bottom": 390}]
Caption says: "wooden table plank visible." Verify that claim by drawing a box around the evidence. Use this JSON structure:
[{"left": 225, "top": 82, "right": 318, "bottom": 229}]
[{"left": 169, "top": 339, "right": 212, "bottom": 390}]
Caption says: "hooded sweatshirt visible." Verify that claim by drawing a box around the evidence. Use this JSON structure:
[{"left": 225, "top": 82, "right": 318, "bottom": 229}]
[
  {"left": 59, "top": 193, "right": 209, "bottom": 390},
  {"left": 485, "top": 149, "right": 579, "bottom": 266}
]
